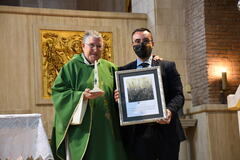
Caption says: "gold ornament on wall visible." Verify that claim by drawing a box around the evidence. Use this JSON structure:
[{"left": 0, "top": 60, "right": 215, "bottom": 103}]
[{"left": 40, "top": 30, "right": 113, "bottom": 98}]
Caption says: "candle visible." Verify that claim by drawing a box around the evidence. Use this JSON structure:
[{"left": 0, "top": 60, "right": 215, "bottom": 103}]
[{"left": 221, "top": 72, "right": 227, "bottom": 90}]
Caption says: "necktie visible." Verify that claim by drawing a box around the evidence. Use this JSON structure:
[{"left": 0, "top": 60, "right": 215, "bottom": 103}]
[{"left": 140, "top": 63, "right": 149, "bottom": 68}]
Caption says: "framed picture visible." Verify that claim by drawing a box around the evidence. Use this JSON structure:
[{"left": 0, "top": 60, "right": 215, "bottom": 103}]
[{"left": 115, "top": 66, "right": 167, "bottom": 126}]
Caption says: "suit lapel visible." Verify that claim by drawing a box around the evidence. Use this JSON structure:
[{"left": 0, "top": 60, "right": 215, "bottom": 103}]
[
  {"left": 152, "top": 59, "right": 166, "bottom": 77},
  {"left": 131, "top": 60, "right": 137, "bottom": 69}
]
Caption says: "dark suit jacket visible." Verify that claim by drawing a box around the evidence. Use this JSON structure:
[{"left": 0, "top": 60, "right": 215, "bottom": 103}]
[{"left": 119, "top": 58, "right": 186, "bottom": 154}]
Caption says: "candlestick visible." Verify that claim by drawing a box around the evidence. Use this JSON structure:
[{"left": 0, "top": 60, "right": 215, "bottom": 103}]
[
  {"left": 91, "top": 60, "right": 103, "bottom": 92},
  {"left": 221, "top": 72, "right": 227, "bottom": 91}
]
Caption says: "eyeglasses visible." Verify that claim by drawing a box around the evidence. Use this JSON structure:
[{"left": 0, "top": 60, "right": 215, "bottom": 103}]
[
  {"left": 85, "top": 43, "right": 103, "bottom": 49},
  {"left": 133, "top": 38, "right": 152, "bottom": 45}
]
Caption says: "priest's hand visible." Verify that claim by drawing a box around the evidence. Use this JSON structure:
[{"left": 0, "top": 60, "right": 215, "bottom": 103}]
[
  {"left": 114, "top": 89, "right": 119, "bottom": 102},
  {"left": 156, "top": 109, "right": 172, "bottom": 124},
  {"left": 83, "top": 88, "right": 104, "bottom": 100},
  {"left": 153, "top": 55, "right": 163, "bottom": 61}
]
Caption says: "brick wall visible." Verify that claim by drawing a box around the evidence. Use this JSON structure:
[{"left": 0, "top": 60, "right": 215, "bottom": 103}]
[
  {"left": 205, "top": 0, "right": 240, "bottom": 104},
  {"left": 186, "top": 0, "right": 240, "bottom": 105}
]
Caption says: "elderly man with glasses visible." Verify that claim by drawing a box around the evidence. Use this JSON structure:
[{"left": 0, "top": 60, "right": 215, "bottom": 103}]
[{"left": 51, "top": 30, "right": 127, "bottom": 160}]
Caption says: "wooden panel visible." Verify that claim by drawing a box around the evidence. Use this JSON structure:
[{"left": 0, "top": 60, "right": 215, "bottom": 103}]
[
  {"left": 208, "top": 112, "right": 240, "bottom": 160},
  {"left": 0, "top": 14, "right": 31, "bottom": 111},
  {"left": 190, "top": 104, "right": 240, "bottom": 160}
]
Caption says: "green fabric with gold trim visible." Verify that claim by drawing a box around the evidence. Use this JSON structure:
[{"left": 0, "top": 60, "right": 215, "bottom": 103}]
[{"left": 51, "top": 54, "right": 127, "bottom": 160}]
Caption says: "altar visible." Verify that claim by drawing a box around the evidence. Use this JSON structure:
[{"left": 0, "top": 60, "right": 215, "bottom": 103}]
[
  {"left": 227, "top": 85, "right": 240, "bottom": 135},
  {"left": 0, "top": 114, "right": 53, "bottom": 160}
]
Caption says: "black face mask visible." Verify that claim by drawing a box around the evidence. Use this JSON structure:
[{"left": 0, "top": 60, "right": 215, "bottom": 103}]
[{"left": 133, "top": 42, "right": 152, "bottom": 59}]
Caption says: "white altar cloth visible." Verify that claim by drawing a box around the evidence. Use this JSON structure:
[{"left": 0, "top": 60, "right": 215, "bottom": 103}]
[{"left": 0, "top": 114, "right": 53, "bottom": 160}]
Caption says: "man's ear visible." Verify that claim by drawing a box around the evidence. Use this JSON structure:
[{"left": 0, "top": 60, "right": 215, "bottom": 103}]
[
  {"left": 152, "top": 41, "right": 154, "bottom": 46},
  {"left": 131, "top": 41, "right": 134, "bottom": 46}
]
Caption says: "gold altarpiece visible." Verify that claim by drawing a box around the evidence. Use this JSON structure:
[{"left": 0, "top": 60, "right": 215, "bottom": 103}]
[{"left": 40, "top": 30, "right": 113, "bottom": 99}]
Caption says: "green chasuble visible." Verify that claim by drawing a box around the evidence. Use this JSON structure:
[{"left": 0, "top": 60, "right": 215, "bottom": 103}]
[{"left": 51, "top": 54, "right": 127, "bottom": 160}]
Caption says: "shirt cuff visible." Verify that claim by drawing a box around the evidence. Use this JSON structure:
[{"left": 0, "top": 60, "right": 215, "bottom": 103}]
[{"left": 71, "top": 93, "right": 88, "bottom": 125}]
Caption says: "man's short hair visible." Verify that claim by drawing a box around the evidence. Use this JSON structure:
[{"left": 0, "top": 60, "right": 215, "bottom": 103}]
[{"left": 131, "top": 28, "right": 153, "bottom": 41}]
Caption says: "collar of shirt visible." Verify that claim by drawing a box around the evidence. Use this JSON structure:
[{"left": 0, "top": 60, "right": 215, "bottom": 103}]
[
  {"left": 81, "top": 53, "right": 95, "bottom": 66},
  {"left": 136, "top": 55, "right": 153, "bottom": 69}
]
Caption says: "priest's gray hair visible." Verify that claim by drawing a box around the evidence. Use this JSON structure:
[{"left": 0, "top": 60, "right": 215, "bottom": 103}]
[{"left": 83, "top": 30, "right": 103, "bottom": 44}]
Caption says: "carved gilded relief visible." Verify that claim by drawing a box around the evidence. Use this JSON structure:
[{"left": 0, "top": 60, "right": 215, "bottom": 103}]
[{"left": 40, "top": 30, "right": 113, "bottom": 98}]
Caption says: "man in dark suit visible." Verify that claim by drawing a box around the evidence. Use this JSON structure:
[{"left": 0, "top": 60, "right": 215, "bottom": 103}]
[{"left": 115, "top": 28, "right": 186, "bottom": 160}]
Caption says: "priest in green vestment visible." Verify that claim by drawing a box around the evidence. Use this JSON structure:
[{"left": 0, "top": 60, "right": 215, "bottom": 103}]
[{"left": 51, "top": 30, "right": 127, "bottom": 160}]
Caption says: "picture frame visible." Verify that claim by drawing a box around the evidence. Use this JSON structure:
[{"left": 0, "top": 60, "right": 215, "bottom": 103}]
[{"left": 115, "top": 66, "right": 167, "bottom": 126}]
